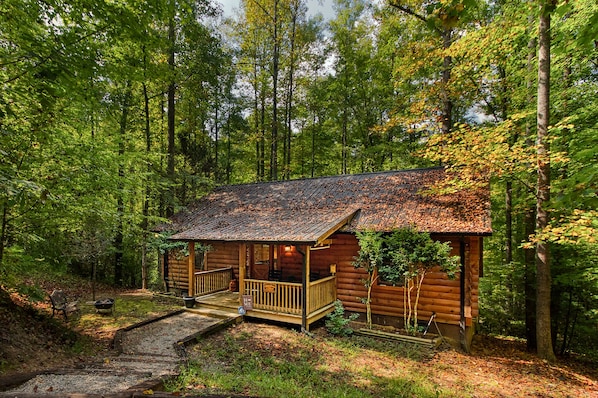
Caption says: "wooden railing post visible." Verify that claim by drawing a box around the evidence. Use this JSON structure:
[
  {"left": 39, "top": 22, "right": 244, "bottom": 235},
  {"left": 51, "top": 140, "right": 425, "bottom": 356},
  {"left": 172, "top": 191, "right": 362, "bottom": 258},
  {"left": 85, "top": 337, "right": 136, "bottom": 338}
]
[
  {"left": 305, "top": 246, "right": 311, "bottom": 314},
  {"left": 188, "top": 241, "right": 195, "bottom": 296},
  {"left": 239, "top": 243, "right": 246, "bottom": 297}
]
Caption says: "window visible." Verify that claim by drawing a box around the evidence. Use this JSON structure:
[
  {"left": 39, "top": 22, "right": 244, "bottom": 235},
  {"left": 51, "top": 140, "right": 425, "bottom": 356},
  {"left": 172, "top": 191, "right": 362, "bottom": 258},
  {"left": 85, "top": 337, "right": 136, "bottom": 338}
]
[{"left": 253, "top": 244, "right": 271, "bottom": 265}]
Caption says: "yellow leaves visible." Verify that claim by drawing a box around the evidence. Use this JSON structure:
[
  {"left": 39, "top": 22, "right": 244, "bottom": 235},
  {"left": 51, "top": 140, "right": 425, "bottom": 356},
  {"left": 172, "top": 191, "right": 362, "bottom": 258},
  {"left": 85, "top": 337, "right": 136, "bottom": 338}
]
[
  {"left": 422, "top": 121, "right": 532, "bottom": 179},
  {"left": 550, "top": 151, "right": 569, "bottom": 165},
  {"left": 527, "top": 210, "right": 598, "bottom": 246}
]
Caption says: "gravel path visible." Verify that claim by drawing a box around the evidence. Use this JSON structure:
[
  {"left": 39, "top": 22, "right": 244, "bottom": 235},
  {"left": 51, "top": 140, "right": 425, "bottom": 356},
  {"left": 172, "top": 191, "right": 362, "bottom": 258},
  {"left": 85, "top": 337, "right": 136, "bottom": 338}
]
[{"left": 1, "top": 310, "right": 235, "bottom": 397}]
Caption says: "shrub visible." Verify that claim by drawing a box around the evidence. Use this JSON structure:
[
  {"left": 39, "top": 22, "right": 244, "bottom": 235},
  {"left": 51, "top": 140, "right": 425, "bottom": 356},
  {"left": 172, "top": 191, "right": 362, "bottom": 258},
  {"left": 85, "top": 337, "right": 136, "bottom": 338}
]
[{"left": 325, "top": 300, "right": 359, "bottom": 336}]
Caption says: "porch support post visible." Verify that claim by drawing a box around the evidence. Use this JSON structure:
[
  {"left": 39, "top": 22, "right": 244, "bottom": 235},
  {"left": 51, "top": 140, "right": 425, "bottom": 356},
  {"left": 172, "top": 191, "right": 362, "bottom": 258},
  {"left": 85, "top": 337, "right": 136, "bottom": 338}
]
[
  {"left": 239, "top": 243, "right": 246, "bottom": 299},
  {"left": 301, "top": 245, "right": 311, "bottom": 331},
  {"left": 306, "top": 246, "right": 311, "bottom": 315},
  {"left": 459, "top": 238, "right": 466, "bottom": 351},
  {"left": 188, "top": 241, "right": 195, "bottom": 296}
]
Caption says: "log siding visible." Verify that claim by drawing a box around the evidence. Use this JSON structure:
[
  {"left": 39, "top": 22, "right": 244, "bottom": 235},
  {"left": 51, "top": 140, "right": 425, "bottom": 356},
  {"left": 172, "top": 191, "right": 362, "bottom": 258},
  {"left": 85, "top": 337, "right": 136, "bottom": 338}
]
[{"left": 163, "top": 233, "right": 481, "bottom": 329}]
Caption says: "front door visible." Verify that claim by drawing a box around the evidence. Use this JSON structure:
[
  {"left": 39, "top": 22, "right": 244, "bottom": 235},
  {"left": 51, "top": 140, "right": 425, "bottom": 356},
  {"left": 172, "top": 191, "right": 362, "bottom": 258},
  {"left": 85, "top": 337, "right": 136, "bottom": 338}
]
[{"left": 250, "top": 244, "right": 278, "bottom": 280}]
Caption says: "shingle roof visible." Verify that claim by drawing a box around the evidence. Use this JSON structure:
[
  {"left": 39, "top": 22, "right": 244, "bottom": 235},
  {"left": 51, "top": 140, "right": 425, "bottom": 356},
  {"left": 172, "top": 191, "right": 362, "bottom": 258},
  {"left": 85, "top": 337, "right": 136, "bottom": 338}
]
[{"left": 162, "top": 167, "right": 491, "bottom": 243}]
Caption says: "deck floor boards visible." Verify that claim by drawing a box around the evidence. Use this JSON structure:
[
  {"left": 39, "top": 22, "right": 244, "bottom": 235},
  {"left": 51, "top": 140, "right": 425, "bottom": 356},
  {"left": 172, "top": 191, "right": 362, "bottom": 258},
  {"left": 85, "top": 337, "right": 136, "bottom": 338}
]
[{"left": 196, "top": 290, "right": 239, "bottom": 310}]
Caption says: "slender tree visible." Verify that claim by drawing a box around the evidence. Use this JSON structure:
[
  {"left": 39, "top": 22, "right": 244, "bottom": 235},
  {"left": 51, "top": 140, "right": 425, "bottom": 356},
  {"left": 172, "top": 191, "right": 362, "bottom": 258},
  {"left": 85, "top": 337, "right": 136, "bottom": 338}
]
[{"left": 535, "top": 0, "right": 556, "bottom": 362}]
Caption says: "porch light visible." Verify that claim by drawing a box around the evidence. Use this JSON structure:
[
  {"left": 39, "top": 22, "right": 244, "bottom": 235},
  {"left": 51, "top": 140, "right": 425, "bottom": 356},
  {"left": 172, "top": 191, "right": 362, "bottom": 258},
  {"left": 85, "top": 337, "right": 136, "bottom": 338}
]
[
  {"left": 284, "top": 245, "right": 293, "bottom": 253},
  {"left": 329, "top": 263, "right": 337, "bottom": 275}
]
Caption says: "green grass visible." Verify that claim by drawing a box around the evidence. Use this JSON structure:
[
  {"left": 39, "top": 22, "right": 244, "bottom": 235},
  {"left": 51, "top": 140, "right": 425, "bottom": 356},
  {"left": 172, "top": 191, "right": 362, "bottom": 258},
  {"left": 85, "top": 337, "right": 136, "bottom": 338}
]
[
  {"left": 166, "top": 324, "right": 447, "bottom": 398},
  {"left": 73, "top": 295, "right": 181, "bottom": 332}
]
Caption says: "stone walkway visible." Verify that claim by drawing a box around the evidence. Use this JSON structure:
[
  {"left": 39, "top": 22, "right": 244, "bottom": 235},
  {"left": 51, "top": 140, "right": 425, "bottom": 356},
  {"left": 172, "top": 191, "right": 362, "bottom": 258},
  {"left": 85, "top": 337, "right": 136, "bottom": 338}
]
[{"left": 0, "top": 307, "right": 241, "bottom": 397}]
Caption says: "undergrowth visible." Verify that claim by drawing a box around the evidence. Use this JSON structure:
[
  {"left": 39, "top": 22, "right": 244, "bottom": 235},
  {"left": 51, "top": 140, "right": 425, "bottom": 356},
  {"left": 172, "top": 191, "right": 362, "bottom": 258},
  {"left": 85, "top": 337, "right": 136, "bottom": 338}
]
[{"left": 166, "top": 324, "right": 445, "bottom": 398}]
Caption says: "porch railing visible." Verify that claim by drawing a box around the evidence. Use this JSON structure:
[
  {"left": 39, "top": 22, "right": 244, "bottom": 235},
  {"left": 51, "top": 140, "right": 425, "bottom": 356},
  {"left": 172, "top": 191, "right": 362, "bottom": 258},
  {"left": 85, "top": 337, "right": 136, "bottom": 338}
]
[
  {"left": 194, "top": 267, "right": 232, "bottom": 296},
  {"left": 244, "top": 275, "right": 336, "bottom": 315},
  {"left": 307, "top": 276, "right": 337, "bottom": 313},
  {"left": 244, "top": 279, "right": 302, "bottom": 314}
]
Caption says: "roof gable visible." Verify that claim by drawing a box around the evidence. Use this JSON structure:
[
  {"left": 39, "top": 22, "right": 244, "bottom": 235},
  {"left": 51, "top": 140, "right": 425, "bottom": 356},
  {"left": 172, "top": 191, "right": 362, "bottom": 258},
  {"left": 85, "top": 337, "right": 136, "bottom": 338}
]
[{"left": 163, "top": 167, "right": 491, "bottom": 243}]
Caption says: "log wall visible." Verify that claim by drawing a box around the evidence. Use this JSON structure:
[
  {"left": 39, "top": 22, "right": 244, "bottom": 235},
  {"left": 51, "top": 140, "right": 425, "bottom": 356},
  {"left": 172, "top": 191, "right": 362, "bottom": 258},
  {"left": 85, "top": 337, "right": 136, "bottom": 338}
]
[
  {"left": 163, "top": 234, "right": 482, "bottom": 328},
  {"left": 279, "top": 246, "right": 333, "bottom": 281},
  {"left": 329, "top": 233, "right": 481, "bottom": 327},
  {"left": 164, "top": 250, "right": 189, "bottom": 292},
  {"left": 164, "top": 242, "right": 241, "bottom": 292},
  {"left": 205, "top": 241, "right": 240, "bottom": 279}
]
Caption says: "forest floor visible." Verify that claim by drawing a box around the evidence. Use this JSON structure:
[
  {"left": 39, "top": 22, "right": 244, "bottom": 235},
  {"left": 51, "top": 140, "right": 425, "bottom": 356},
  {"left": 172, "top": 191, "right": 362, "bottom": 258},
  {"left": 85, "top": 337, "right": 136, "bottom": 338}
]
[
  {"left": 0, "top": 277, "right": 597, "bottom": 397},
  {"left": 0, "top": 275, "right": 181, "bottom": 379}
]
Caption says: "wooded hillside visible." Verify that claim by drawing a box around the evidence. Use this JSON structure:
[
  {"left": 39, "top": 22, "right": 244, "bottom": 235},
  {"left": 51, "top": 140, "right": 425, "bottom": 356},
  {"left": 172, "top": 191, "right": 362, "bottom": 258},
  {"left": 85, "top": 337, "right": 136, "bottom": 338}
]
[{"left": 1, "top": 0, "right": 596, "bottom": 360}]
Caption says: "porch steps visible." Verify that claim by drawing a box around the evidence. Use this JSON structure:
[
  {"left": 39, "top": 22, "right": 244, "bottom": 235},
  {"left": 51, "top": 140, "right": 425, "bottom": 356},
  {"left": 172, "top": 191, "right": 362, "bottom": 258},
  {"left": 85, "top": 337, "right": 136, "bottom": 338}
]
[{"left": 185, "top": 305, "right": 242, "bottom": 320}]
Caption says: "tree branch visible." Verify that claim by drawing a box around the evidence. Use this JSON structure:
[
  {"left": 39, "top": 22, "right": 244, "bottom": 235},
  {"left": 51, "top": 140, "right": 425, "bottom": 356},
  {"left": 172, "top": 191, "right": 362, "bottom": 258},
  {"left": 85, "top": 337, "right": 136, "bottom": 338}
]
[
  {"left": 2, "top": 24, "right": 108, "bottom": 85},
  {"left": 388, "top": 1, "right": 442, "bottom": 35}
]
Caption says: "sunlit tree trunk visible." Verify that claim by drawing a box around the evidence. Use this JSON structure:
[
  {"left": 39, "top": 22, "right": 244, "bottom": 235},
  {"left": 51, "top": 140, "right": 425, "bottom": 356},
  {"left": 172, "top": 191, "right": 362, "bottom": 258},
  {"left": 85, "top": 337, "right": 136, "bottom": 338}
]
[
  {"left": 535, "top": 0, "right": 556, "bottom": 362},
  {"left": 141, "top": 67, "right": 151, "bottom": 290},
  {"left": 440, "top": 28, "right": 453, "bottom": 135},
  {"left": 525, "top": 10, "right": 538, "bottom": 352},
  {"left": 115, "top": 84, "right": 131, "bottom": 287},
  {"left": 270, "top": 0, "right": 280, "bottom": 181},
  {"left": 166, "top": 0, "right": 176, "bottom": 217}
]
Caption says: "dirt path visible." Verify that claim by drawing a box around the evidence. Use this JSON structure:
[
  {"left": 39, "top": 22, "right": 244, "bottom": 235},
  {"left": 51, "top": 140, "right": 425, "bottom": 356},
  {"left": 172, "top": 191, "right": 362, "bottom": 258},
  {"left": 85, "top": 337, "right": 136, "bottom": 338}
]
[{"left": 0, "top": 310, "right": 239, "bottom": 397}]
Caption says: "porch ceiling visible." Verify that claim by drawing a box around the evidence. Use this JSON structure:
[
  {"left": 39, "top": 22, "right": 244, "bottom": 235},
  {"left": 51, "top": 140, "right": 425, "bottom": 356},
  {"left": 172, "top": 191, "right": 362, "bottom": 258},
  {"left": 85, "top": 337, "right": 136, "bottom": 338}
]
[{"left": 168, "top": 207, "right": 359, "bottom": 244}]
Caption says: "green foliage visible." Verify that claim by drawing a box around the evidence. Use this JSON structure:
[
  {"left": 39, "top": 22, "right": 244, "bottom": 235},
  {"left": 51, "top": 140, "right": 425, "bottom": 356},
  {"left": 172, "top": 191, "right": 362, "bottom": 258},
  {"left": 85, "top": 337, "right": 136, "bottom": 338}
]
[
  {"left": 325, "top": 299, "right": 359, "bottom": 336},
  {"left": 353, "top": 230, "right": 385, "bottom": 274},
  {"left": 379, "top": 227, "right": 460, "bottom": 283},
  {"left": 354, "top": 227, "right": 459, "bottom": 333},
  {"left": 0, "top": 0, "right": 596, "bottom": 359},
  {"left": 353, "top": 230, "right": 385, "bottom": 327},
  {"left": 148, "top": 232, "right": 211, "bottom": 257}
]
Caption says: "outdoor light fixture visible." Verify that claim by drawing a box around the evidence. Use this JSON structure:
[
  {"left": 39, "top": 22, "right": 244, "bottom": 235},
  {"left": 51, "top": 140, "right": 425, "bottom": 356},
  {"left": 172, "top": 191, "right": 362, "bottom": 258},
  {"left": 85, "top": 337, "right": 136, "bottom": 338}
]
[
  {"left": 284, "top": 245, "right": 292, "bottom": 253},
  {"left": 329, "top": 263, "right": 337, "bottom": 275}
]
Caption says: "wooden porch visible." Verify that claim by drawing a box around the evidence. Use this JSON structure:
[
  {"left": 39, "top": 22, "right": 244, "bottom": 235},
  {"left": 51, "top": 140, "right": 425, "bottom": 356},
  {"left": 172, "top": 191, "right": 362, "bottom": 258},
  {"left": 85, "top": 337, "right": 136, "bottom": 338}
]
[
  {"left": 241, "top": 276, "right": 337, "bottom": 329},
  {"left": 190, "top": 260, "right": 337, "bottom": 331}
]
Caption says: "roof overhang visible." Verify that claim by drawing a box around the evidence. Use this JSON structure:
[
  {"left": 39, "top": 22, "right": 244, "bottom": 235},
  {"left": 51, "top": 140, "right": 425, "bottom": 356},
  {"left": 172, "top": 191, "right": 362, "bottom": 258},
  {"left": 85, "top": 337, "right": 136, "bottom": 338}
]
[{"left": 168, "top": 208, "right": 360, "bottom": 246}]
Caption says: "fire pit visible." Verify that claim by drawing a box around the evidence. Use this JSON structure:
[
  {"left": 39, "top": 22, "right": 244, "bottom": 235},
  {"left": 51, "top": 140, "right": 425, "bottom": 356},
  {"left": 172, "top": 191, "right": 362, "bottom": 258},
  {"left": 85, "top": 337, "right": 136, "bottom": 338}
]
[{"left": 94, "top": 298, "right": 115, "bottom": 314}]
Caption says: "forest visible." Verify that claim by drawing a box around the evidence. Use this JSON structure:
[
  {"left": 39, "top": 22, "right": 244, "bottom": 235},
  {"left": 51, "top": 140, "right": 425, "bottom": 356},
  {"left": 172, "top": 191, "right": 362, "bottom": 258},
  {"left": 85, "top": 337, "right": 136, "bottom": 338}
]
[{"left": 1, "top": 0, "right": 597, "bottom": 362}]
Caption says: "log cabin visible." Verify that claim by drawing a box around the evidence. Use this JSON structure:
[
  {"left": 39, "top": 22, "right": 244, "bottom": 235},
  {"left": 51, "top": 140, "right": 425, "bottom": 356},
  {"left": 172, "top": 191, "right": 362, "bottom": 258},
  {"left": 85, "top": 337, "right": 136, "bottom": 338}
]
[{"left": 156, "top": 167, "right": 491, "bottom": 349}]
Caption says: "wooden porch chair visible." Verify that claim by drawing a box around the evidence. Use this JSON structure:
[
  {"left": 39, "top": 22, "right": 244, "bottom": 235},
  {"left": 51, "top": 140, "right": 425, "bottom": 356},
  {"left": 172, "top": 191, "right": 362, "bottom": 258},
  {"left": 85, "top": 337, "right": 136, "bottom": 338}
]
[{"left": 49, "top": 290, "right": 78, "bottom": 320}]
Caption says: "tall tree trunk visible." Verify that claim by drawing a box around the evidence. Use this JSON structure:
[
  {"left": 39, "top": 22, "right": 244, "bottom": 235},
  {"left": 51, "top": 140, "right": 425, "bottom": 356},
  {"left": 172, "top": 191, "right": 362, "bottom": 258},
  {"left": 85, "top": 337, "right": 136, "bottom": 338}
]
[
  {"left": 166, "top": 0, "right": 176, "bottom": 217},
  {"left": 253, "top": 60, "right": 261, "bottom": 180},
  {"left": 115, "top": 84, "right": 131, "bottom": 287},
  {"left": 226, "top": 114, "right": 232, "bottom": 184},
  {"left": 214, "top": 94, "right": 220, "bottom": 182},
  {"left": 535, "top": 1, "right": 556, "bottom": 362},
  {"left": 524, "top": 9, "right": 538, "bottom": 351},
  {"left": 342, "top": 106, "right": 348, "bottom": 174},
  {"left": 440, "top": 28, "right": 453, "bottom": 135},
  {"left": 505, "top": 180, "right": 513, "bottom": 264},
  {"left": 260, "top": 90, "right": 266, "bottom": 181},
  {"left": 311, "top": 112, "right": 316, "bottom": 178},
  {"left": 141, "top": 77, "right": 151, "bottom": 290},
  {"left": 0, "top": 203, "right": 7, "bottom": 268},
  {"left": 270, "top": 0, "right": 279, "bottom": 181},
  {"left": 498, "top": 63, "right": 513, "bottom": 267},
  {"left": 524, "top": 205, "right": 537, "bottom": 350},
  {"left": 283, "top": 6, "right": 298, "bottom": 180}
]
